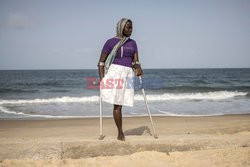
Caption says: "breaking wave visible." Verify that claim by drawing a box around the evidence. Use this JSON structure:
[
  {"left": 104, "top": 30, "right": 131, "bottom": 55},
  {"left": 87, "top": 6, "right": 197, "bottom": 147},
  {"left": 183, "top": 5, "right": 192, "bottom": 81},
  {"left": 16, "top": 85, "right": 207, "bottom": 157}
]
[{"left": 0, "top": 91, "right": 247, "bottom": 105}]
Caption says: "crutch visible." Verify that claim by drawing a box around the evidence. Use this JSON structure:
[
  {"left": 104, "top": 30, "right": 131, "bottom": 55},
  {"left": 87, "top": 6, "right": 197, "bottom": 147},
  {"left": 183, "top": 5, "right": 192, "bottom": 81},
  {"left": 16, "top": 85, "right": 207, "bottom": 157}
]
[
  {"left": 139, "top": 76, "right": 158, "bottom": 139},
  {"left": 99, "top": 90, "right": 105, "bottom": 140}
]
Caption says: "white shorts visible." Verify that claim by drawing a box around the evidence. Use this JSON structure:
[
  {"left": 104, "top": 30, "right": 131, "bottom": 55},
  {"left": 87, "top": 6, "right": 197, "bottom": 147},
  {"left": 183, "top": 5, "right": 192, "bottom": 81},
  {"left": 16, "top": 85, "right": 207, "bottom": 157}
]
[{"left": 100, "top": 64, "right": 135, "bottom": 107}]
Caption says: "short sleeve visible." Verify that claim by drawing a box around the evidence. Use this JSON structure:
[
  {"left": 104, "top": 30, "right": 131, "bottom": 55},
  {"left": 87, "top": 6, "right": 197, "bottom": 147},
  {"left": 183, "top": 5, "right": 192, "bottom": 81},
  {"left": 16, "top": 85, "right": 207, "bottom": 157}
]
[
  {"left": 101, "top": 39, "right": 112, "bottom": 55},
  {"left": 133, "top": 40, "right": 138, "bottom": 54}
]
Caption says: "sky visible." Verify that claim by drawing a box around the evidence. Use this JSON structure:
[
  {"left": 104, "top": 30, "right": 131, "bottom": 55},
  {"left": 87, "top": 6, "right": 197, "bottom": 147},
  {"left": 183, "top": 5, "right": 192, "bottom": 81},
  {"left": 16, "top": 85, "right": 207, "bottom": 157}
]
[{"left": 0, "top": 0, "right": 249, "bottom": 70}]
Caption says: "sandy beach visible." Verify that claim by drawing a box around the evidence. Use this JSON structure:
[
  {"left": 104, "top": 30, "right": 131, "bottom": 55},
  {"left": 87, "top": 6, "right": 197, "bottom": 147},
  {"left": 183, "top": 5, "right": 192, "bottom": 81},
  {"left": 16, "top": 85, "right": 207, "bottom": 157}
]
[{"left": 0, "top": 114, "right": 250, "bottom": 167}]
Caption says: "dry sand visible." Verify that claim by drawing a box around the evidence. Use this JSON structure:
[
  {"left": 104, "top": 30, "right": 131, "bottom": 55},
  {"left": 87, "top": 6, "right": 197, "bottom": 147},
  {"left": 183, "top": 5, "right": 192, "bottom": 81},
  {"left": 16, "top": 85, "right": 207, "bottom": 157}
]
[{"left": 0, "top": 114, "right": 250, "bottom": 167}]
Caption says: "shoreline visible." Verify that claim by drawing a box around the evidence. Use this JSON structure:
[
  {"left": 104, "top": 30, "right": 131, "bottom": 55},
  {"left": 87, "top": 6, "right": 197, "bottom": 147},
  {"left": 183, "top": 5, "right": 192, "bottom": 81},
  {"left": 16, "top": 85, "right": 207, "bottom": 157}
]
[{"left": 1, "top": 112, "right": 250, "bottom": 121}]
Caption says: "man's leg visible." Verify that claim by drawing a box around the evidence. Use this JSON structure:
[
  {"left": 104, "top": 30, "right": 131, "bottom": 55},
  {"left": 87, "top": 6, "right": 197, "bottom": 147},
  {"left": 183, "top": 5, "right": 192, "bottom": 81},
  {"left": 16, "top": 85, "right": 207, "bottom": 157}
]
[{"left": 113, "top": 104, "right": 125, "bottom": 141}]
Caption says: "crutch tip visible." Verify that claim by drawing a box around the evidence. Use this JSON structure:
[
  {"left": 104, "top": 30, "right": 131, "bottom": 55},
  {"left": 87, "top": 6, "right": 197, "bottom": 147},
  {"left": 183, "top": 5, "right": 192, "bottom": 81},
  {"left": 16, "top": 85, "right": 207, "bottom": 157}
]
[
  {"left": 98, "top": 135, "right": 105, "bottom": 140},
  {"left": 154, "top": 134, "right": 158, "bottom": 139}
]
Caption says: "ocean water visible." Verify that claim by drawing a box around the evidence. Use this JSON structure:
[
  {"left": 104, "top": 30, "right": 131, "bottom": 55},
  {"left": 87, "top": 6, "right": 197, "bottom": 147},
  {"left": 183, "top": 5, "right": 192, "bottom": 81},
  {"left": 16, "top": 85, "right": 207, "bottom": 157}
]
[{"left": 0, "top": 68, "right": 249, "bottom": 119}]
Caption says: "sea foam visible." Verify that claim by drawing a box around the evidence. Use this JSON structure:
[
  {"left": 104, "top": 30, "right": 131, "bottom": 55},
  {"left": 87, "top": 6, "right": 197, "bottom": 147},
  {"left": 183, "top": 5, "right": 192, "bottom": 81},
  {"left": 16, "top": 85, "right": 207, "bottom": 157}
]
[{"left": 0, "top": 91, "right": 247, "bottom": 105}]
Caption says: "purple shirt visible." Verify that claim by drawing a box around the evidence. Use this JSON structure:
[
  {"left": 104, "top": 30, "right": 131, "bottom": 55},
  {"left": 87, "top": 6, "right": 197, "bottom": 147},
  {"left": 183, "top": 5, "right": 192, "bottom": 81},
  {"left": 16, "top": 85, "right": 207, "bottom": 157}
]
[{"left": 101, "top": 37, "right": 138, "bottom": 68}]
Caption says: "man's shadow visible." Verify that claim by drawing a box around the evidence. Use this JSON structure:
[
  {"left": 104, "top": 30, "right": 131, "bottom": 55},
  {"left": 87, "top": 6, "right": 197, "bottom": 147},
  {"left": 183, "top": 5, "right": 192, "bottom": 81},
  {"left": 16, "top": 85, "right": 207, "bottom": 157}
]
[{"left": 124, "top": 126, "right": 152, "bottom": 136}]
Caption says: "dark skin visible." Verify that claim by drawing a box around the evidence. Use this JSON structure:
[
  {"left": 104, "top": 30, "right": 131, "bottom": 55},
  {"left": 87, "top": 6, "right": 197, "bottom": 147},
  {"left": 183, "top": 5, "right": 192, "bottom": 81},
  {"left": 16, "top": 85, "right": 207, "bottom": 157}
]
[{"left": 98, "top": 20, "right": 143, "bottom": 141}]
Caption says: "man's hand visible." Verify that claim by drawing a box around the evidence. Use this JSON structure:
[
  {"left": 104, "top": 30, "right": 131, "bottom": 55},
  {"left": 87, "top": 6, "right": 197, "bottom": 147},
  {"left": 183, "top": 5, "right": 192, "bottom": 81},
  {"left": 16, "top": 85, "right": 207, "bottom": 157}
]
[
  {"left": 134, "top": 64, "right": 143, "bottom": 76},
  {"left": 98, "top": 66, "right": 105, "bottom": 81}
]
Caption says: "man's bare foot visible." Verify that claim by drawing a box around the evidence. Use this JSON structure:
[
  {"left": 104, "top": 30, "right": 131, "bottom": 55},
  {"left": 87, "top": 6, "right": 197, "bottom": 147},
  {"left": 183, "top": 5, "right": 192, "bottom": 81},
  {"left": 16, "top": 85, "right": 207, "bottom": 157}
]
[{"left": 117, "top": 132, "right": 125, "bottom": 141}]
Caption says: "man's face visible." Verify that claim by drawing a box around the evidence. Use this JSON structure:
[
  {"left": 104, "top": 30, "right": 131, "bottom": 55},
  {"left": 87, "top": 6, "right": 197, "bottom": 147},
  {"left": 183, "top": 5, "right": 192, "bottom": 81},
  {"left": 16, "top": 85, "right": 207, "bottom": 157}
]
[{"left": 123, "top": 21, "right": 132, "bottom": 37}]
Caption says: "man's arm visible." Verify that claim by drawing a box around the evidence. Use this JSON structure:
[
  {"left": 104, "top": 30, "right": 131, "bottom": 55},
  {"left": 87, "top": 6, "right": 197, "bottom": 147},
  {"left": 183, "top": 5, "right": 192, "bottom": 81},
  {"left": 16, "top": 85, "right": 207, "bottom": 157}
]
[
  {"left": 98, "top": 53, "right": 108, "bottom": 80},
  {"left": 132, "top": 52, "right": 143, "bottom": 76}
]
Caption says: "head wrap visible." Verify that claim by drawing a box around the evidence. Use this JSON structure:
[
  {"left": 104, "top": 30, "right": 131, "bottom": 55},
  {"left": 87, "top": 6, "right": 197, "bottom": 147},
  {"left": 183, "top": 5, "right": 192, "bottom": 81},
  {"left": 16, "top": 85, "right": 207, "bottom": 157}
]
[
  {"left": 104, "top": 18, "right": 131, "bottom": 72},
  {"left": 116, "top": 18, "right": 131, "bottom": 38}
]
